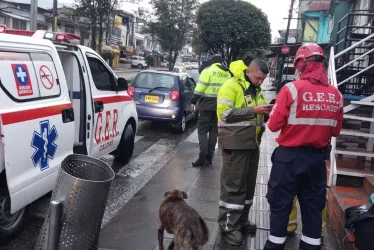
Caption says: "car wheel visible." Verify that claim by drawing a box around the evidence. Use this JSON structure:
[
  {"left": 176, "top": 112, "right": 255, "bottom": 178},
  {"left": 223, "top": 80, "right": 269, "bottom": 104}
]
[
  {"left": 115, "top": 124, "right": 135, "bottom": 164},
  {"left": 137, "top": 64, "right": 143, "bottom": 69},
  {"left": 0, "top": 188, "right": 29, "bottom": 244},
  {"left": 174, "top": 114, "right": 186, "bottom": 133}
]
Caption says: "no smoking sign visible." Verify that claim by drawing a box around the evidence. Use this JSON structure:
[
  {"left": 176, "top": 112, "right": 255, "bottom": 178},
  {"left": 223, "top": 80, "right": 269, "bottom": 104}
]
[{"left": 39, "top": 65, "right": 54, "bottom": 90}]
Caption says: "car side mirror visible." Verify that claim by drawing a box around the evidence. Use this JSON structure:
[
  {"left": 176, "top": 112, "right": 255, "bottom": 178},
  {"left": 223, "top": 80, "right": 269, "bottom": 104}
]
[{"left": 117, "top": 77, "right": 128, "bottom": 91}]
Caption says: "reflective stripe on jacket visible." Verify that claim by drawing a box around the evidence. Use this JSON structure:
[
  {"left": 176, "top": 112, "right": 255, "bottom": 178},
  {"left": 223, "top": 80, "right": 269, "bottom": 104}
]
[
  {"left": 191, "top": 63, "right": 232, "bottom": 111},
  {"left": 217, "top": 60, "right": 266, "bottom": 149},
  {"left": 267, "top": 80, "right": 344, "bottom": 148}
]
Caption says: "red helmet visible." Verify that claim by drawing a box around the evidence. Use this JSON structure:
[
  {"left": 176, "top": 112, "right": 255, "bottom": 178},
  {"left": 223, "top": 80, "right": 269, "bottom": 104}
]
[{"left": 294, "top": 43, "right": 325, "bottom": 67}]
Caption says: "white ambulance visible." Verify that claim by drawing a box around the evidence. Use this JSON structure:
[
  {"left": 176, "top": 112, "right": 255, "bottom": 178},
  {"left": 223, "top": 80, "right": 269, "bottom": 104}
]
[{"left": 0, "top": 27, "right": 138, "bottom": 243}]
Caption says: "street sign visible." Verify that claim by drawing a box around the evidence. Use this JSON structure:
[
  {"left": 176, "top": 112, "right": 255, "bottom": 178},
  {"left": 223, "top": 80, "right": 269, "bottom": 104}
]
[{"left": 281, "top": 46, "right": 290, "bottom": 54}]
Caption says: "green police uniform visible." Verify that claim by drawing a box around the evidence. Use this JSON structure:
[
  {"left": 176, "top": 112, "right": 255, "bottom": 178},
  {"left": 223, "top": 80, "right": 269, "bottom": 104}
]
[
  {"left": 191, "top": 63, "right": 232, "bottom": 166},
  {"left": 216, "top": 60, "right": 266, "bottom": 245}
]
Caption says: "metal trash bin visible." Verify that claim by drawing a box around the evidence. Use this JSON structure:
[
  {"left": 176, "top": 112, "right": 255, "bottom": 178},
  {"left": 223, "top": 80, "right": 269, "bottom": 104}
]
[{"left": 33, "top": 154, "right": 115, "bottom": 250}]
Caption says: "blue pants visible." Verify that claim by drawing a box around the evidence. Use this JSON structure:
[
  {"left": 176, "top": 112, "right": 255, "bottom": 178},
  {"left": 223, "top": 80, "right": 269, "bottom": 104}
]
[{"left": 264, "top": 146, "right": 326, "bottom": 250}]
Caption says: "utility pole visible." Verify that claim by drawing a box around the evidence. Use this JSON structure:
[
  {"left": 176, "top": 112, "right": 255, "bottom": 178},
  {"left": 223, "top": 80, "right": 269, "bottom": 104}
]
[
  {"left": 30, "top": 0, "right": 38, "bottom": 31},
  {"left": 52, "top": 0, "right": 58, "bottom": 32},
  {"left": 284, "top": 0, "right": 296, "bottom": 47},
  {"left": 277, "top": 0, "right": 296, "bottom": 89}
]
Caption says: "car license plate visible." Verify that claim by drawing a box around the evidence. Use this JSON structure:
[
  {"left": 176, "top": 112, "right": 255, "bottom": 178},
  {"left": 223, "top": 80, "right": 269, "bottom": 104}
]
[{"left": 145, "top": 95, "right": 159, "bottom": 103}]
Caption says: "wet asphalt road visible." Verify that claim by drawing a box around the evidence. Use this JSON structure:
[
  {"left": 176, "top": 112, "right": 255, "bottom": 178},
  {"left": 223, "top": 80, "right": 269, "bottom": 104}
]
[{"left": 0, "top": 71, "right": 200, "bottom": 250}]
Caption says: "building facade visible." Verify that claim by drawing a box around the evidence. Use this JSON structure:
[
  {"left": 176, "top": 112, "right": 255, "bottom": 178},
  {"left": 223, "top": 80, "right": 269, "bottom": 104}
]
[
  {"left": 0, "top": 1, "right": 162, "bottom": 60},
  {"left": 296, "top": 0, "right": 332, "bottom": 44}
]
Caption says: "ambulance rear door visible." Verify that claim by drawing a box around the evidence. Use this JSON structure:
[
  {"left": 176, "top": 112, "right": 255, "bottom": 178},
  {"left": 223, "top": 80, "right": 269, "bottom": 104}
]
[{"left": 0, "top": 45, "right": 74, "bottom": 213}]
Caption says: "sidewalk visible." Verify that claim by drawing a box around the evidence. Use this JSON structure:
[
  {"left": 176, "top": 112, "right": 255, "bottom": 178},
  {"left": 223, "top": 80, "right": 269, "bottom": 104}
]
[{"left": 98, "top": 89, "right": 340, "bottom": 250}]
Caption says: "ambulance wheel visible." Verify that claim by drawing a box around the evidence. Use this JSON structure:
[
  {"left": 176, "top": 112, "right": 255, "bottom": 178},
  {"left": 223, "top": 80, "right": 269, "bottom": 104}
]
[
  {"left": 116, "top": 124, "right": 135, "bottom": 164},
  {"left": 0, "top": 189, "right": 29, "bottom": 244}
]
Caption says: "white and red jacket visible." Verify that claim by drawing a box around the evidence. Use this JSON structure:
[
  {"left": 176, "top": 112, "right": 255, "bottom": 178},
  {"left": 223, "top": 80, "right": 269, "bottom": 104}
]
[{"left": 267, "top": 80, "right": 344, "bottom": 148}]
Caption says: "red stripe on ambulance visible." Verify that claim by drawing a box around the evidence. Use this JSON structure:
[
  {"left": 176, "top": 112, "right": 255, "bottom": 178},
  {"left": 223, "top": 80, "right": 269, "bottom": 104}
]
[
  {"left": 0, "top": 103, "right": 72, "bottom": 125},
  {"left": 93, "top": 95, "right": 132, "bottom": 104}
]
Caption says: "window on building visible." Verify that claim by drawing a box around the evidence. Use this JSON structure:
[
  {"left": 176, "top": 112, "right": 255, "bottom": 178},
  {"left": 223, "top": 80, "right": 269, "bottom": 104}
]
[
  {"left": 65, "top": 26, "right": 75, "bottom": 34},
  {"left": 0, "top": 15, "right": 7, "bottom": 26},
  {"left": 12, "top": 18, "right": 27, "bottom": 30}
]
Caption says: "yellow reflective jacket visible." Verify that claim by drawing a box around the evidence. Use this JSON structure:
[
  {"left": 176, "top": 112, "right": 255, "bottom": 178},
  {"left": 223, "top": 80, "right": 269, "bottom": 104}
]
[
  {"left": 191, "top": 63, "right": 232, "bottom": 111},
  {"left": 217, "top": 60, "right": 267, "bottom": 149}
]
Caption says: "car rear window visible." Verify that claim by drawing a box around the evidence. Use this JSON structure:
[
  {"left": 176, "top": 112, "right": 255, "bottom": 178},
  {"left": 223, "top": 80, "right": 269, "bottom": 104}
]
[{"left": 133, "top": 72, "right": 177, "bottom": 90}]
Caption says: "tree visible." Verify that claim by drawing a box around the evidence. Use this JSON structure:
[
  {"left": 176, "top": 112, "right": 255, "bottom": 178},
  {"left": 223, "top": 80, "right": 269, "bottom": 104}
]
[
  {"left": 191, "top": 26, "right": 209, "bottom": 65},
  {"left": 241, "top": 48, "right": 268, "bottom": 62},
  {"left": 145, "top": 55, "right": 155, "bottom": 67},
  {"left": 74, "top": 0, "right": 138, "bottom": 52},
  {"left": 144, "top": 0, "right": 199, "bottom": 70},
  {"left": 196, "top": 0, "right": 271, "bottom": 65}
]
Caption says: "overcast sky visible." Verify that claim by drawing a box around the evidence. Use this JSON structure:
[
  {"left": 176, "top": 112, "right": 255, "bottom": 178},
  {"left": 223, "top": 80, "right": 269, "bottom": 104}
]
[{"left": 12, "top": 0, "right": 298, "bottom": 39}]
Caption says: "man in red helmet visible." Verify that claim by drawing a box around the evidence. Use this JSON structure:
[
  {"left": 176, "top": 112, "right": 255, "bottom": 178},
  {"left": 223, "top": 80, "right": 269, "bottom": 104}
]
[{"left": 263, "top": 43, "right": 344, "bottom": 250}]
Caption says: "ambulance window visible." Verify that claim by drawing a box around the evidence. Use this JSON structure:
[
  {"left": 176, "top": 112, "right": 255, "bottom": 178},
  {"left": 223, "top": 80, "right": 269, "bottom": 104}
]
[
  {"left": 0, "top": 51, "right": 60, "bottom": 102},
  {"left": 30, "top": 52, "right": 61, "bottom": 98},
  {"left": 87, "top": 56, "right": 116, "bottom": 91}
]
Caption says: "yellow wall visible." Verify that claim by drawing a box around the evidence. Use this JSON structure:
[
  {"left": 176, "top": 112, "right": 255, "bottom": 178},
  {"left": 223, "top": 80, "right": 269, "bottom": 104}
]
[{"left": 303, "top": 19, "right": 319, "bottom": 42}]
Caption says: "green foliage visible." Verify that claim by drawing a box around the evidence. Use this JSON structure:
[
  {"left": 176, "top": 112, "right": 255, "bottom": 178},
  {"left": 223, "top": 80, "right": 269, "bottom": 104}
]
[
  {"left": 196, "top": 0, "right": 271, "bottom": 64},
  {"left": 101, "top": 51, "right": 115, "bottom": 60},
  {"left": 241, "top": 48, "right": 268, "bottom": 62},
  {"left": 74, "top": 0, "right": 139, "bottom": 51},
  {"left": 144, "top": 0, "right": 199, "bottom": 70},
  {"left": 191, "top": 26, "right": 209, "bottom": 55},
  {"left": 145, "top": 55, "right": 155, "bottom": 67}
]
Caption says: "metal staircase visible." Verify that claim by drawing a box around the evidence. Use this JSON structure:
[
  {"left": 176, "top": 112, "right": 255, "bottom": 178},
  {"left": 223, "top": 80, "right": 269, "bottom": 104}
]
[
  {"left": 335, "top": 10, "right": 374, "bottom": 97},
  {"left": 328, "top": 10, "right": 374, "bottom": 186}
]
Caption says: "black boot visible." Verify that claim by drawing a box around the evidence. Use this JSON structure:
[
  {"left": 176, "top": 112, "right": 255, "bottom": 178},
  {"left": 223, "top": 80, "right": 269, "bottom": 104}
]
[
  {"left": 206, "top": 153, "right": 213, "bottom": 164},
  {"left": 241, "top": 220, "right": 257, "bottom": 234},
  {"left": 192, "top": 152, "right": 211, "bottom": 167},
  {"left": 192, "top": 158, "right": 206, "bottom": 167},
  {"left": 240, "top": 204, "right": 257, "bottom": 234}
]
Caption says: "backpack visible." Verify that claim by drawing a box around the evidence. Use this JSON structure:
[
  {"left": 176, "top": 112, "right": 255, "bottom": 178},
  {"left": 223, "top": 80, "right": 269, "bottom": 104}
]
[{"left": 345, "top": 195, "right": 374, "bottom": 250}]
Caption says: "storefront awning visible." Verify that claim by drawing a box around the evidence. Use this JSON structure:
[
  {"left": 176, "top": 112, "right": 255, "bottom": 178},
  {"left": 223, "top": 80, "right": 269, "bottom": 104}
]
[{"left": 0, "top": 12, "right": 29, "bottom": 21}]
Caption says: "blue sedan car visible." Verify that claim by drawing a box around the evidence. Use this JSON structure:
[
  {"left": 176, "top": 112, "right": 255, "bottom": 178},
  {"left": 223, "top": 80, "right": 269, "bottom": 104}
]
[{"left": 127, "top": 70, "right": 198, "bottom": 133}]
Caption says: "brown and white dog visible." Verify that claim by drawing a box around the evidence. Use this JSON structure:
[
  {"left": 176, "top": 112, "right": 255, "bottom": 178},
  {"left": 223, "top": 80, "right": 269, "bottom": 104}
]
[{"left": 158, "top": 189, "right": 209, "bottom": 250}]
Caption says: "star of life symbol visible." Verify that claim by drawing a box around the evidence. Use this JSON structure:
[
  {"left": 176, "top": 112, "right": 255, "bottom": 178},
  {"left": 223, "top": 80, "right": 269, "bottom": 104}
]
[{"left": 31, "top": 120, "right": 58, "bottom": 171}]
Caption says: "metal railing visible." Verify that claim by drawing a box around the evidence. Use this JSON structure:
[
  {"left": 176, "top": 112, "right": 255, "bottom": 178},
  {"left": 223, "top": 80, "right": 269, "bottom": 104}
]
[
  {"left": 328, "top": 46, "right": 338, "bottom": 186},
  {"left": 336, "top": 47, "right": 374, "bottom": 73},
  {"left": 328, "top": 27, "right": 374, "bottom": 185},
  {"left": 335, "top": 32, "right": 374, "bottom": 88},
  {"left": 336, "top": 10, "right": 374, "bottom": 53}
]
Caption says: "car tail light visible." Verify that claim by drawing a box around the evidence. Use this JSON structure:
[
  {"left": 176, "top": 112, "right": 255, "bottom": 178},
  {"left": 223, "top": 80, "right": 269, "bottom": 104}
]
[
  {"left": 170, "top": 91, "right": 179, "bottom": 101},
  {"left": 127, "top": 86, "right": 135, "bottom": 96}
]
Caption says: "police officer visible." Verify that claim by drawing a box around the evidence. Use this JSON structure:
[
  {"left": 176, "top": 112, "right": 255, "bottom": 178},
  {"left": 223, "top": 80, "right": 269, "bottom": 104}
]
[
  {"left": 217, "top": 59, "right": 272, "bottom": 246},
  {"left": 198, "top": 58, "right": 213, "bottom": 74},
  {"left": 191, "top": 55, "right": 232, "bottom": 167},
  {"left": 265, "top": 43, "right": 344, "bottom": 250}
]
